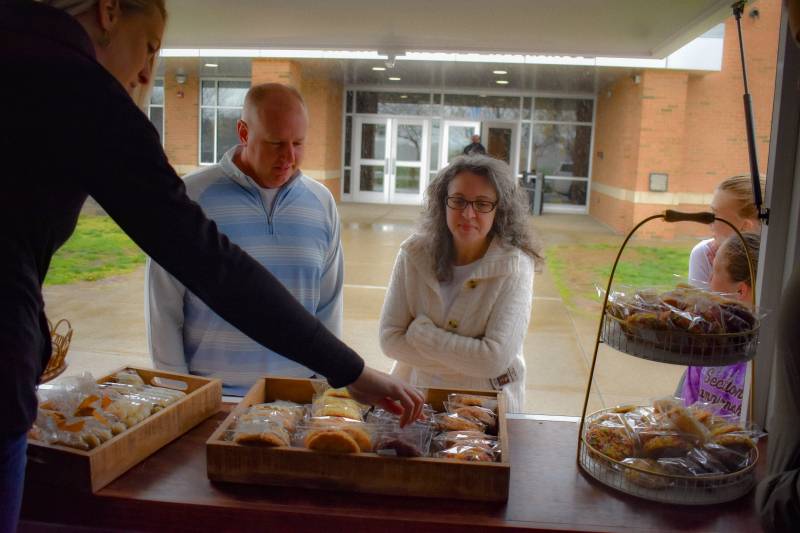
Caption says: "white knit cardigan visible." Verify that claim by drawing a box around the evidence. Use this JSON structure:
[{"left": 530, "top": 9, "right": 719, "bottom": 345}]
[{"left": 379, "top": 235, "right": 534, "bottom": 412}]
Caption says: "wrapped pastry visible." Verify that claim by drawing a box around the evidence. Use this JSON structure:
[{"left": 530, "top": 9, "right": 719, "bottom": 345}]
[
  {"left": 435, "top": 444, "right": 497, "bottom": 462},
  {"left": 446, "top": 393, "right": 498, "bottom": 411},
  {"left": 245, "top": 400, "right": 305, "bottom": 432},
  {"left": 621, "top": 458, "right": 671, "bottom": 489},
  {"left": 311, "top": 395, "right": 365, "bottom": 422},
  {"left": 443, "top": 400, "right": 497, "bottom": 434},
  {"left": 433, "top": 412, "right": 486, "bottom": 433},
  {"left": 233, "top": 419, "right": 290, "bottom": 447},
  {"left": 367, "top": 408, "right": 434, "bottom": 457},
  {"left": 584, "top": 413, "right": 636, "bottom": 461},
  {"left": 297, "top": 417, "right": 374, "bottom": 453},
  {"left": 432, "top": 431, "right": 498, "bottom": 458}
]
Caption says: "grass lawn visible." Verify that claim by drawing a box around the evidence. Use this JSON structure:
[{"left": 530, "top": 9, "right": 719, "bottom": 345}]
[
  {"left": 546, "top": 241, "right": 695, "bottom": 316},
  {"left": 44, "top": 215, "right": 145, "bottom": 285}
]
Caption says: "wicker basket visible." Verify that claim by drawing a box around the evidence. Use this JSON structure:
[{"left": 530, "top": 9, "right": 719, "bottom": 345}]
[
  {"left": 41, "top": 319, "right": 72, "bottom": 383},
  {"left": 578, "top": 408, "right": 758, "bottom": 505},
  {"left": 602, "top": 314, "right": 759, "bottom": 366}
]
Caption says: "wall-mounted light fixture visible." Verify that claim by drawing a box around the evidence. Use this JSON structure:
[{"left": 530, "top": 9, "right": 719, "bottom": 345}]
[{"left": 175, "top": 69, "right": 187, "bottom": 98}]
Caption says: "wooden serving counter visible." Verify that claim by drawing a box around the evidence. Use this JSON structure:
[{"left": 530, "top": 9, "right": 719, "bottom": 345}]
[{"left": 21, "top": 406, "right": 764, "bottom": 532}]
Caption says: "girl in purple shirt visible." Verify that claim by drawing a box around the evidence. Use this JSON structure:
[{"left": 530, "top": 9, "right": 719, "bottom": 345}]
[{"left": 682, "top": 232, "right": 760, "bottom": 417}]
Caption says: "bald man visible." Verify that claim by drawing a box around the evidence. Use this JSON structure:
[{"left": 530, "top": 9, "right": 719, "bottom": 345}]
[{"left": 146, "top": 83, "right": 344, "bottom": 395}]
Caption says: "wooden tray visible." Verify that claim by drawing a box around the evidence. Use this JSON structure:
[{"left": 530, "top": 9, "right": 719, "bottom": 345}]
[
  {"left": 206, "top": 376, "right": 510, "bottom": 501},
  {"left": 27, "top": 367, "right": 221, "bottom": 492}
]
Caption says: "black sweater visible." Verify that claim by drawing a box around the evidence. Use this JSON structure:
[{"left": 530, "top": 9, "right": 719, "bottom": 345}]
[{"left": 0, "top": 1, "right": 364, "bottom": 435}]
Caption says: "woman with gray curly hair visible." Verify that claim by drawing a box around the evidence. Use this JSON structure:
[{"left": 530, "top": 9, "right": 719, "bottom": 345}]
[{"left": 379, "top": 155, "right": 542, "bottom": 412}]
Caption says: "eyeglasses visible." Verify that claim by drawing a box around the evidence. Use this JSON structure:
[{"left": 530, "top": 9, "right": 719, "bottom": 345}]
[{"left": 445, "top": 196, "right": 498, "bottom": 213}]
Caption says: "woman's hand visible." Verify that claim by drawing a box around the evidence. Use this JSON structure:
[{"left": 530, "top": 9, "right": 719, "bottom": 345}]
[{"left": 346, "top": 366, "right": 425, "bottom": 427}]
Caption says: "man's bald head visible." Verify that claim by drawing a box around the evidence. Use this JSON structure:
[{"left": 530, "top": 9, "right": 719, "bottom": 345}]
[
  {"left": 235, "top": 83, "right": 309, "bottom": 188},
  {"left": 241, "top": 83, "right": 307, "bottom": 124}
]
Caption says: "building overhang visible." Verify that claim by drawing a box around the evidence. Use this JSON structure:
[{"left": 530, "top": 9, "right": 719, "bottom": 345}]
[{"left": 163, "top": 0, "right": 733, "bottom": 60}]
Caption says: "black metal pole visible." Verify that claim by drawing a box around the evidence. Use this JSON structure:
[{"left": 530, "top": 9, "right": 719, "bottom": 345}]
[{"left": 732, "top": 1, "right": 769, "bottom": 223}]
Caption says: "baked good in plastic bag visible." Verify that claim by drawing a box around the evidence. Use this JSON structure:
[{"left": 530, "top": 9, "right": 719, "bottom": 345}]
[
  {"left": 311, "top": 394, "right": 366, "bottom": 422},
  {"left": 604, "top": 284, "right": 761, "bottom": 356},
  {"left": 584, "top": 398, "right": 762, "bottom": 476},
  {"left": 374, "top": 424, "right": 432, "bottom": 458},
  {"left": 296, "top": 417, "right": 375, "bottom": 453},
  {"left": 435, "top": 443, "right": 499, "bottom": 462},
  {"left": 621, "top": 458, "right": 671, "bottom": 489},
  {"left": 433, "top": 412, "right": 486, "bottom": 433},
  {"left": 584, "top": 413, "right": 636, "bottom": 461},
  {"left": 100, "top": 382, "right": 185, "bottom": 412},
  {"left": 432, "top": 430, "right": 498, "bottom": 457},
  {"left": 366, "top": 407, "right": 435, "bottom": 457},
  {"left": 446, "top": 393, "right": 498, "bottom": 411},
  {"left": 444, "top": 401, "right": 497, "bottom": 434},
  {"left": 232, "top": 419, "right": 291, "bottom": 447},
  {"left": 244, "top": 401, "right": 305, "bottom": 432}
]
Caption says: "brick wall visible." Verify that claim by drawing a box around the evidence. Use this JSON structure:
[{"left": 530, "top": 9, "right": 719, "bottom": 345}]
[
  {"left": 589, "top": 0, "right": 780, "bottom": 238},
  {"left": 162, "top": 58, "right": 200, "bottom": 175},
  {"left": 250, "top": 59, "right": 343, "bottom": 200}
]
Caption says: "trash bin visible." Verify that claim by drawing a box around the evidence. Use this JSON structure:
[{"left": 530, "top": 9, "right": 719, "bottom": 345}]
[{"left": 520, "top": 171, "right": 543, "bottom": 216}]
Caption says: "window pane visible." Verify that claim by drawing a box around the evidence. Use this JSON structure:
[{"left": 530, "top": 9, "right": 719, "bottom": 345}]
[
  {"left": 522, "top": 97, "right": 532, "bottom": 120},
  {"left": 217, "top": 108, "right": 241, "bottom": 160},
  {"left": 343, "top": 169, "right": 351, "bottom": 195},
  {"left": 532, "top": 124, "right": 591, "bottom": 177},
  {"left": 346, "top": 90, "right": 354, "bottom": 113},
  {"left": 395, "top": 167, "right": 420, "bottom": 194},
  {"left": 543, "top": 178, "right": 588, "bottom": 206},
  {"left": 485, "top": 126, "right": 512, "bottom": 165},
  {"left": 201, "top": 80, "right": 216, "bottom": 106},
  {"left": 519, "top": 123, "right": 530, "bottom": 174},
  {"left": 430, "top": 119, "right": 440, "bottom": 172},
  {"left": 534, "top": 98, "right": 593, "bottom": 123},
  {"left": 360, "top": 166, "right": 384, "bottom": 192},
  {"left": 218, "top": 81, "right": 249, "bottom": 107},
  {"left": 356, "top": 92, "right": 431, "bottom": 115},
  {"left": 149, "top": 107, "right": 164, "bottom": 143},
  {"left": 201, "top": 108, "right": 215, "bottom": 163},
  {"left": 396, "top": 124, "right": 422, "bottom": 162},
  {"left": 344, "top": 116, "right": 352, "bottom": 167},
  {"left": 150, "top": 79, "right": 164, "bottom": 105},
  {"left": 443, "top": 94, "right": 520, "bottom": 120},
  {"left": 448, "top": 125, "right": 476, "bottom": 162},
  {"left": 360, "top": 123, "right": 386, "bottom": 160}
]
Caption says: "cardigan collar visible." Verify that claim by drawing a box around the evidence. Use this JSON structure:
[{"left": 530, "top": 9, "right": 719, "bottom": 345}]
[{"left": 401, "top": 234, "right": 522, "bottom": 291}]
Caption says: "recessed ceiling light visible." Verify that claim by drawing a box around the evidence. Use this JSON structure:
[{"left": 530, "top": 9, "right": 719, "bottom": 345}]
[
  {"left": 372, "top": 66, "right": 386, "bottom": 71},
  {"left": 400, "top": 95, "right": 408, "bottom": 99},
  {"left": 204, "top": 63, "right": 219, "bottom": 68},
  {"left": 496, "top": 80, "right": 509, "bottom": 85},
  {"left": 388, "top": 77, "right": 401, "bottom": 81},
  {"left": 493, "top": 70, "right": 507, "bottom": 75}
]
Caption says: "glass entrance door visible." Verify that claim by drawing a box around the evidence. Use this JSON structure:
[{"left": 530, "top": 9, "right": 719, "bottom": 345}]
[
  {"left": 354, "top": 117, "right": 388, "bottom": 203},
  {"left": 354, "top": 117, "right": 428, "bottom": 204},
  {"left": 482, "top": 122, "right": 519, "bottom": 170},
  {"left": 441, "top": 121, "right": 480, "bottom": 167},
  {"left": 391, "top": 119, "right": 427, "bottom": 204}
]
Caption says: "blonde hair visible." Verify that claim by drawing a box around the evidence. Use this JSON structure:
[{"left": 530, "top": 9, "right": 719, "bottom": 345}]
[
  {"left": 719, "top": 232, "right": 761, "bottom": 286},
  {"left": 37, "top": 0, "right": 166, "bottom": 19},
  {"left": 717, "top": 175, "right": 767, "bottom": 221}
]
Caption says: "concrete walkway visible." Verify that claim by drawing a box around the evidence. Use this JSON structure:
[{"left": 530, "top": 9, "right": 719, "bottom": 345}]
[{"left": 43, "top": 204, "right": 684, "bottom": 414}]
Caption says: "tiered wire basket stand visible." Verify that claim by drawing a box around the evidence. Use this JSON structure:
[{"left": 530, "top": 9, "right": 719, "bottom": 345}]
[{"left": 576, "top": 210, "right": 760, "bottom": 505}]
